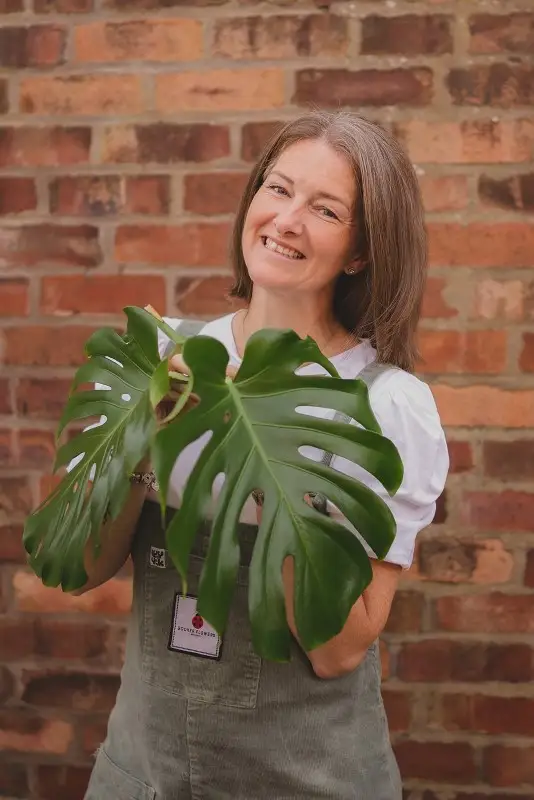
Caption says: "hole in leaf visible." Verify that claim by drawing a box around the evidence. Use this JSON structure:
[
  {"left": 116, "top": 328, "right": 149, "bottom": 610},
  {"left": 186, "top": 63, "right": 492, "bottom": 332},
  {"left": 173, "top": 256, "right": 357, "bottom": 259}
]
[{"left": 121, "top": 393, "right": 131, "bottom": 402}]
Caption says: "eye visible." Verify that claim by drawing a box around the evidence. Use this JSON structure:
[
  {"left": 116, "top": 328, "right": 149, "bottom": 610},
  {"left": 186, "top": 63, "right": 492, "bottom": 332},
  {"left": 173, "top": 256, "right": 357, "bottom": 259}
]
[
  {"left": 266, "top": 183, "right": 289, "bottom": 196},
  {"left": 317, "top": 206, "right": 339, "bottom": 220}
]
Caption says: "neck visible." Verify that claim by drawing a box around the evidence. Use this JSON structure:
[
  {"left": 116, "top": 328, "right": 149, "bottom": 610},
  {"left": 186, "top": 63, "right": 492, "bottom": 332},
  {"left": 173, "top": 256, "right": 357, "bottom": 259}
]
[{"left": 236, "top": 287, "right": 354, "bottom": 357}]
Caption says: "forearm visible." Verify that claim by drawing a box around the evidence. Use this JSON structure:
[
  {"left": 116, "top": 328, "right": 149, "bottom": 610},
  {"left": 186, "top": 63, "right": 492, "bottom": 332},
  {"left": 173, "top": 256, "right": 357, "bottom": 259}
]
[
  {"left": 71, "top": 479, "right": 148, "bottom": 595},
  {"left": 282, "top": 556, "right": 400, "bottom": 679}
]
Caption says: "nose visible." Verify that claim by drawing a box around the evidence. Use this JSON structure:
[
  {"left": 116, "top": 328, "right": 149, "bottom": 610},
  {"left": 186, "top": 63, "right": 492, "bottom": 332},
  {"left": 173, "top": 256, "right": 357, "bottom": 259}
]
[{"left": 274, "top": 202, "right": 304, "bottom": 236}]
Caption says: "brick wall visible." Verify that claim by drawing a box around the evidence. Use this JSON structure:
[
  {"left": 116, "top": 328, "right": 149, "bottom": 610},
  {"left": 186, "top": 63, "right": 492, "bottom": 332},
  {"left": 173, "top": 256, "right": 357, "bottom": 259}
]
[{"left": 1, "top": 0, "right": 533, "bottom": 797}]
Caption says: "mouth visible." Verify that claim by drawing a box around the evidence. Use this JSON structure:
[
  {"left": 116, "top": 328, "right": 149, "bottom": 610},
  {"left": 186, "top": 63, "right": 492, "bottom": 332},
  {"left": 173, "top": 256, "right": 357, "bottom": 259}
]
[{"left": 261, "top": 236, "right": 305, "bottom": 260}]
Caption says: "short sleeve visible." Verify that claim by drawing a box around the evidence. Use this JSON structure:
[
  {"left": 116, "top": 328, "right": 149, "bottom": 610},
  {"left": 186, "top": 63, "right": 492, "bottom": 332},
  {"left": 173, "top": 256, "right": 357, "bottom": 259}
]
[{"left": 327, "top": 371, "right": 449, "bottom": 568}]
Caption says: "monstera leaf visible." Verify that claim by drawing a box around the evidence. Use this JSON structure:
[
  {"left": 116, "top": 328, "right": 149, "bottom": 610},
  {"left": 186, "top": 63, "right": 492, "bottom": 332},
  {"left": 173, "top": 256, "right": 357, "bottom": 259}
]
[
  {"left": 23, "top": 307, "right": 184, "bottom": 591},
  {"left": 153, "top": 329, "right": 403, "bottom": 661}
]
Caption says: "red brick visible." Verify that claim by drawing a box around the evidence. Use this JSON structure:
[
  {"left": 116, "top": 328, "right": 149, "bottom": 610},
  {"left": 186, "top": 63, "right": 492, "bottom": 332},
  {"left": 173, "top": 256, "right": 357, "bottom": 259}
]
[
  {"left": 433, "top": 385, "right": 534, "bottom": 429},
  {"left": 382, "top": 689, "right": 411, "bottom": 732},
  {"left": 432, "top": 491, "right": 447, "bottom": 524},
  {"left": 447, "top": 64, "right": 534, "bottom": 108},
  {"left": 361, "top": 15, "right": 452, "bottom": 55},
  {"left": 472, "top": 279, "right": 524, "bottom": 321},
  {"left": 0, "top": 763, "right": 28, "bottom": 799},
  {"left": 0, "top": 378, "right": 11, "bottom": 414},
  {"left": 0, "top": 0, "right": 23, "bottom": 10},
  {"left": 22, "top": 671, "right": 120, "bottom": 711},
  {"left": 395, "top": 740, "right": 476, "bottom": 783},
  {"left": 415, "top": 538, "right": 512, "bottom": 584},
  {"left": 0, "top": 525, "right": 25, "bottom": 563},
  {"left": 295, "top": 68, "right": 433, "bottom": 107},
  {"left": 0, "top": 476, "right": 33, "bottom": 515},
  {"left": 463, "top": 491, "right": 534, "bottom": 532},
  {"left": 0, "top": 278, "right": 29, "bottom": 315},
  {"left": 12, "top": 570, "right": 132, "bottom": 615},
  {"left": 2, "top": 325, "right": 97, "bottom": 366},
  {"left": 184, "top": 172, "right": 248, "bottom": 215},
  {"left": 40, "top": 274, "right": 166, "bottom": 316},
  {"left": 397, "top": 640, "right": 533, "bottom": 683},
  {"left": 125, "top": 176, "right": 170, "bottom": 215},
  {"left": 20, "top": 75, "right": 143, "bottom": 115},
  {"left": 384, "top": 591, "right": 424, "bottom": 633},
  {"left": 241, "top": 120, "right": 284, "bottom": 162},
  {"left": 484, "top": 745, "right": 534, "bottom": 787},
  {"left": 479, "top": 172, "right": 534, "bottom": 211},
  {"left": 115, "top": 223, "right": 230, "bottom": 266},
  {"left": 35, "top": 766, "right": 91, "bottom": 800},
  {"left": 525, "top": 550, "right": 534, "bottom": 588},
  {"left": 0, "top": 79, "right": 8, "bottom": 113},
  {"left": 469, "top": 13, "right": 534, "bottom": 54},
  {"left": 436, "top": 593, "right": 534, "bottom": 634},
  {"left": 74, "top": 19, "right": 202, "bottom": 62},
  {"left": 421, "top": 277, "right": 458, "bottom": 319},
  {"left": 102, "top": 123, "right": 230, "bottom": 164},
  {"left": 17, "top": 428, "right": 55, "bottom": 467},
  {"left": 483, "top": 440, "right": 534, "bottom": 480},
  {"left": 214, "top": 14, "right": 347, "bottom": 59},
  {"left": 0, "top": 224, "right": 101, "bottom": 267},
  {"left": 81, "top": 716, "right": 107, "bottom": 756},
  {"left": 156, "top": 69, "right": 285, "bottom": 113},
  {"left": 176, "top": 276, "right": 244, "bottom": 317},
  {"left": 520, "top": 332, "right": 534, "bottom": 372},
  {"left": 0, "top": 177, "right": 37, "bottom": 214},
  {"left": 419, "top": 174, "right": 469, "bottom": 212},
  {"left": 448, "top": 441, "right": 473, "bottom": 473},
  {"left": 0, "top": 666, "right": 15, "bottom": 702},
  {"left": 0, "top": 427, "right": 13, "bottom": 464},
  {"left": 104, "top": 0, "right": 225, "bottom": 8},
  {"left": 428, "top": 223, "right": 534, "bottom": 268},
  {"left": 50, "top": 175, "right": 120, "bottom": 215},
  {"left": 0, "top": 710, "right": 73, "bottom": 754},
  {"left": 441, "top": 694, "right": 534, "bottom": 736},
  {"left": 0, "top": 617, "right": 34, "bottom": 659},
  {"left": 16, "top": 378, "right": 72, "bottom": 419},
  {"left": 394, "top": 119, "right": 534, "bottom": 163},
  {"left": 0, "top": 25, "right": 65, "bottom": 67},
  {"left": 34, "top": 0, "right": 92, "bottom": 10},
  {"left": 0, "top": 126, "right": 91, "bottom": 167},
  {"left": 33, "top": 619, "right": 110, "bottom": 661},
  {"left": 418, "top": 330, "right": 507, "bottom": 374}
]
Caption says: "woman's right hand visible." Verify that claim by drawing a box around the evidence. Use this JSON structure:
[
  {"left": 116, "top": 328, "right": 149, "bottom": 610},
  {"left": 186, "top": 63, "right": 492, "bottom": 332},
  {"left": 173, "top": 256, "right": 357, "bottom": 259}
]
[{"left": 156, "top": 352, "right": 237, "bottom": 423}]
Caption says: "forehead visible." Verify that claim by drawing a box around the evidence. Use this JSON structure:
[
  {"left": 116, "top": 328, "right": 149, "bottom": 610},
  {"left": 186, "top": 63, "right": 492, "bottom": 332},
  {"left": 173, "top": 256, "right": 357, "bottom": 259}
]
[{"left": 270, "top": 139, "right": 355, "bottom": 204}]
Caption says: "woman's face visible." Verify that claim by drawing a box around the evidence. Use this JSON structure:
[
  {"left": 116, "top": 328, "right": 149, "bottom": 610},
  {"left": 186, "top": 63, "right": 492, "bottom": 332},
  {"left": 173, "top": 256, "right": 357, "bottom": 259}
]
[{"left": 241, "top": 139, "right": 358, "bottom": 295}]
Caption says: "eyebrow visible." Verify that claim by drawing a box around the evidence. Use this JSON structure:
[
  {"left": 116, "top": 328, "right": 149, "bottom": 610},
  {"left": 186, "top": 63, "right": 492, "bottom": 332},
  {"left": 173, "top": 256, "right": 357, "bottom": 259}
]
[{"left": 268, "top": 170, "right": 351, "bottom": 212}]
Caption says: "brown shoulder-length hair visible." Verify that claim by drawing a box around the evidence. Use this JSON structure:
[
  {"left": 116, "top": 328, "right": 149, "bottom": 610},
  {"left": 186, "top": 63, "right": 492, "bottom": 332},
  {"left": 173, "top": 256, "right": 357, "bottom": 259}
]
[{"left": 229, "top": 110, "right": 427, "bottom": 372}]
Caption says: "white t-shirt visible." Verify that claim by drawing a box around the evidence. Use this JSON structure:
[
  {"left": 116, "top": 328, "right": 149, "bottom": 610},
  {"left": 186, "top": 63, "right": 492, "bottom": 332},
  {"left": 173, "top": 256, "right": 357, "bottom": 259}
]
[{"left": 158, "top": 313, "right": 449, "bottom": 569}]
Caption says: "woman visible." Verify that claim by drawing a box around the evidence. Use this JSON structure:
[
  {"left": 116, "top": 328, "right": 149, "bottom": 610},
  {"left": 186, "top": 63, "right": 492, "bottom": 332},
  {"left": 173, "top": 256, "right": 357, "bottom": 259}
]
[{"left": 80, "top": 111, "right": 449, "bottom": 799}]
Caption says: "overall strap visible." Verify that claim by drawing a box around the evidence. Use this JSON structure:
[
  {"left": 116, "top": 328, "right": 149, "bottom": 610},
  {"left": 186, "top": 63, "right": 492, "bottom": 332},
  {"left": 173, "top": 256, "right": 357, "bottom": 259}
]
[
  {"left": 162, "top": 318, "right": 206, "bottom": 359},
  {"left": 312, "top": 362, "right": 397, "bottom": 514}
]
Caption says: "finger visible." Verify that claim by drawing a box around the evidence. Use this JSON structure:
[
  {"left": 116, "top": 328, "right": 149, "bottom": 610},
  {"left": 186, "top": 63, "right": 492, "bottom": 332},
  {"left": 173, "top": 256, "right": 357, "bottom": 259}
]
[
  {"left": 226, "top": 365, "right": 238, "bottom": 378},
  {"left": 169, "top": 354, "right": 189, "bottom": 375}
]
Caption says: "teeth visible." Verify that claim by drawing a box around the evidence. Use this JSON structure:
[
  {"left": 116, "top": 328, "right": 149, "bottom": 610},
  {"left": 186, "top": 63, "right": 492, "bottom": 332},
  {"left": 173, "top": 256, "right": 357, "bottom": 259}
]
[{"left": 263, "top": 237, "right": 304, "bottom": 259}]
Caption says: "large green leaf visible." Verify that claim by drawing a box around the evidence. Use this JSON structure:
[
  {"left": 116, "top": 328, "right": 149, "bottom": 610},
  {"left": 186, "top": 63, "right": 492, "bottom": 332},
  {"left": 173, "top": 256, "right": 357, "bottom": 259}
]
[
  {"left": 152, "top": 329, "right": 403, "bottom": 661},
  {"left": 23, "top": 306, "right": 183, "bottom": 591}
]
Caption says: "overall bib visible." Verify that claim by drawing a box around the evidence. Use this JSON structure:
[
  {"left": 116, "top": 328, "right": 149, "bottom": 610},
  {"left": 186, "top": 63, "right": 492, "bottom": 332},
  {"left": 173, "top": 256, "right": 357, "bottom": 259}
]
[{"left": 84, "top": 363, "right": 403, "bottom": 800}]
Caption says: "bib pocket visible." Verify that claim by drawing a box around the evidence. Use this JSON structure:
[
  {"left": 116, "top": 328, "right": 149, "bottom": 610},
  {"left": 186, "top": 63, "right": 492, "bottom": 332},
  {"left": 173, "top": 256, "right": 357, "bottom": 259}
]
[
  {"left": 141, "top": 553, "right": 261, "bottom": 709},
  {"left": 85, "top": 748, "right": 155, "bottom": 800}
]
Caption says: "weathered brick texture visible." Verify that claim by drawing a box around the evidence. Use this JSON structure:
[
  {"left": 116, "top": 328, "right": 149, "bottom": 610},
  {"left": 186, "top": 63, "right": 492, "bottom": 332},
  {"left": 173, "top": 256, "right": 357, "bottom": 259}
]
[{"left": 0, "top": 0, "right": 533, "bottom": 797}]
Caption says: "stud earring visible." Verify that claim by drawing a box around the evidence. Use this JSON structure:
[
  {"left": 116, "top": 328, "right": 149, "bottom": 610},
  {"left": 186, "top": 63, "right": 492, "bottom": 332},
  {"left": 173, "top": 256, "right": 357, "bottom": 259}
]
[{"left": 345, "top": 267, "right": 355, "bottom": 275}]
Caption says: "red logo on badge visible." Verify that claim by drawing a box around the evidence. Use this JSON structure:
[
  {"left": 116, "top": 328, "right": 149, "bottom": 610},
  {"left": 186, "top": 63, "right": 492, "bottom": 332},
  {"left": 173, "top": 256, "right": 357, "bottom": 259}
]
[{"left": 192, "top": 614, "right": 204, "bottom": 630}]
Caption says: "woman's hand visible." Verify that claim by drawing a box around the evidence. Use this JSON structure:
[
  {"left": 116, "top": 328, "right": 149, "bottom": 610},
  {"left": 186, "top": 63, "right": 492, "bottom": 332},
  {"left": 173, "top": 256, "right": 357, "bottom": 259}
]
[{"left": 156, "top": 352, "right": 238, "bottom": 423}]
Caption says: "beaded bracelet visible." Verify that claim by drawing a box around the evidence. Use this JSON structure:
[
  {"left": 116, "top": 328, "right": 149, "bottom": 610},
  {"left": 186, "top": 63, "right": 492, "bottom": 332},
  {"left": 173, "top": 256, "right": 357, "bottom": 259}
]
[{"left": 130, "top": 471, "right": 159, "bottom": 493}]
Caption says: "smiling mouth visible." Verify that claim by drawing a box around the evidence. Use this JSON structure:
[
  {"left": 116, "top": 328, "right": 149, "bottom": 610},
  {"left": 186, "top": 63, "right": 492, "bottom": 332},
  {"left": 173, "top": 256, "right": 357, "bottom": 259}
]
[{"left": 261, "top": 236, "right": 305, "bottom": 260}]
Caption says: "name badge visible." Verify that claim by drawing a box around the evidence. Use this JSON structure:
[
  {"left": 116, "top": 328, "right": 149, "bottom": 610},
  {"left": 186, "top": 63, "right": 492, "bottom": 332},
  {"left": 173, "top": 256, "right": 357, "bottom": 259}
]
[{"left": 168, "top": 594, "right": 222, "bottom": 660}]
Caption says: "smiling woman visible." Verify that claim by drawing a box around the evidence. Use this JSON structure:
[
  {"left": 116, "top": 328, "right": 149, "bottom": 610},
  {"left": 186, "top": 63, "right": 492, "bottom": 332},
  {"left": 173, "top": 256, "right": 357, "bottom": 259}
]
[{"left": 80, "top": 110, "right": 448, "bottom": 800}]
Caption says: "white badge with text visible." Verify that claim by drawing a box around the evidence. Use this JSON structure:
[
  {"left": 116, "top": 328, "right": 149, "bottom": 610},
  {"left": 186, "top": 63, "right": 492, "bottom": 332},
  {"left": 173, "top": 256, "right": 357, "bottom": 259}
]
[{"left": 169, "top": 594, "right": 222, "bottom": 659}]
